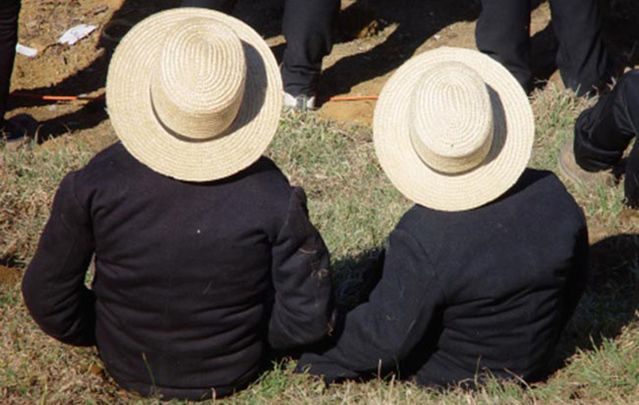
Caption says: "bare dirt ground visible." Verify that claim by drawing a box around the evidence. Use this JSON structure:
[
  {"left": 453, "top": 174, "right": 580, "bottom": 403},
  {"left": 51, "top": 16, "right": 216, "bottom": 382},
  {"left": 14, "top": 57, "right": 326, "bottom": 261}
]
[{"left": 7, "top": 0, "right": 639, "bottom": 131}]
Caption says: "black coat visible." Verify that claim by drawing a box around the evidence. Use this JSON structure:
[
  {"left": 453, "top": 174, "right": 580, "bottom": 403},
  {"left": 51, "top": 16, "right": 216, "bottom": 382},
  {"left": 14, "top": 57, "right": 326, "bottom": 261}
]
[
  {"left": 22, "top": 143, "right": 333, "bottom": 401},
  {"left": 298, "top": 169, "right": 589, "bottom": 386}
]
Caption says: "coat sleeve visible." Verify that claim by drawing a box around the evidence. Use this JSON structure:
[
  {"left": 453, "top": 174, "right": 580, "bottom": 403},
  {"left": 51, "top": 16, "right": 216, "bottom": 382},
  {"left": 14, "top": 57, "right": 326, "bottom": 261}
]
[
  {"left": 297, "top": 226, "right": 444, "bottom": 380},
  {"left": 268, "top": 187, "right": 333, "bottom": 350},
  {"left": 22, "top": 172, "right": 96, "bottom": 347},
  {"left": 561, "top": 217, "right": 590, "bottom": 325}
]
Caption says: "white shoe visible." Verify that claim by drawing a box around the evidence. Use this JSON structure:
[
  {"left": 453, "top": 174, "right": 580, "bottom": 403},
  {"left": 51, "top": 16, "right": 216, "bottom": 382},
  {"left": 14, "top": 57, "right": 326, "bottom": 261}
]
[{"left": 283, "top": 92, "right": 316, "bottom": 111}]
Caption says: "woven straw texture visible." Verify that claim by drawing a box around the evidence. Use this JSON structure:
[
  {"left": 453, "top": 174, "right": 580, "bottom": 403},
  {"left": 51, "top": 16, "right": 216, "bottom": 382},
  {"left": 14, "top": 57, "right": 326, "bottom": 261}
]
[
  {"left": 107, "top": 9, "right": 282, "bottom": 182},
  {"left": 374, "top": 47, "right": 534, "bottom": 212}
]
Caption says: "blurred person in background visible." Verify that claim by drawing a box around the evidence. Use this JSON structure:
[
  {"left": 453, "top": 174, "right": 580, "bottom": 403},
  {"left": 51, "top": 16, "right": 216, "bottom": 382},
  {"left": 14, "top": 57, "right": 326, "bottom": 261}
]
[
  {"left": 182, "top": 0, "right": 339, "bottom": 110},
  {"left": 0, "top": 0, "right": 22, "bottom": 141},
  {"left": 560, "top": 70, "right": 639, "bottom": 209},
  {"left": 476, "top": 0, "right": 619, "bottom": 96}
]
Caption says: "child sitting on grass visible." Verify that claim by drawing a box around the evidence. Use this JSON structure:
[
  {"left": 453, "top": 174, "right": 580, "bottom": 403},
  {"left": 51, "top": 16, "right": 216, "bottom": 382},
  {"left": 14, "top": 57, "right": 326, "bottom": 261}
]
[
  {"left": 298, "top": 47, "right": 589, "bottom": 388},
  {"left": 22, "top": 9, "right": 333, "bottom": 401}
]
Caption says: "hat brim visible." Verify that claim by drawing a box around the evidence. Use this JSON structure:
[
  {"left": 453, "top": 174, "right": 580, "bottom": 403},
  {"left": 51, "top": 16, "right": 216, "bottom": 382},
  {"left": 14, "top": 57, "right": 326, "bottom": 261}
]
[
  {"left": 106, "top": 9, "right": 282, "bottom": 182},
  {"left": 373, "top": 47, "right": 534, "bottom": 211}
]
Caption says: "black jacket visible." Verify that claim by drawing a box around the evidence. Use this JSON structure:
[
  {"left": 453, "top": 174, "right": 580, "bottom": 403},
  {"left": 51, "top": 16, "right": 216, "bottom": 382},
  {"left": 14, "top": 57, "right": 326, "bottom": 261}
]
[
  {"left": 298, "top": 169, "right": 589, "bottom": 386},
  {"left": 22, "top": 143, "right": 333, "bottom": 401}
]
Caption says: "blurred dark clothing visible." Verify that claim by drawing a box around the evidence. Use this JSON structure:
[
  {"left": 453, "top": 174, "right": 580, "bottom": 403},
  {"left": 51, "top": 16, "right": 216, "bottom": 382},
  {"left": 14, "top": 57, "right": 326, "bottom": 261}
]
[
  {"left": 182, "top": 0, "right": 339, "bottom": 96},
  {"left": 183, "top": 0, "right": 235, "bottom": 9},
  {"left": 0, "top": 0, "right": 20, "bottom": 124},
  {"left": 574, "top": 70, "right": 639, "bottom": 206},
  {"left": 298, "top": 170, "right": 589, "bottom": 387},
  {"left": 23, "top": 143, "right": 333, "bottom": 401},
  {"left": 476, "top": 0, "right": 615, "bottom": 95}
]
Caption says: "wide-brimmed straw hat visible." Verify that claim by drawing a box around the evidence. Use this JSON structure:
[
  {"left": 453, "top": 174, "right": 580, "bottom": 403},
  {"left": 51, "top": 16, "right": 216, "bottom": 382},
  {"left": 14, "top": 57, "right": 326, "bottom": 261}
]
[
  {"left": 106, "top": 9, "right": 282, "bottom": 182},
  {"left": 374, "top": 47, "right": 534, "bottom": 211}
]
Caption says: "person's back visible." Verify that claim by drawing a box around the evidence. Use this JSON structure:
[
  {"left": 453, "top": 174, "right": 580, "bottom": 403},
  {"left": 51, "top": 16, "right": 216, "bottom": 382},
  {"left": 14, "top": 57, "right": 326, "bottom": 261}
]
[
  {"left": 298, "top": 170, "right": 587, "bottom": 385},
  {"left": 22, "top": 10, "right": 333, "bottom": 401},
  {"left": 402, "top": 169, "right": 587, "bottom": 385},
  {"left": 44, "top": 142, "right": 329, "bottom": 395},
  {"left": 23, "top": 143, "right": 333, "bottom": 399}
]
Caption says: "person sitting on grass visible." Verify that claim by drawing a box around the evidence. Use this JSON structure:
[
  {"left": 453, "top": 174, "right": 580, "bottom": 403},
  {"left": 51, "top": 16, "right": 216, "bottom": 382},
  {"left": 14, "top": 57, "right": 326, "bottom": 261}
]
[
  {"left": 22, "top": 9, "right": 333, "bottom": 401},
  {"left": 297, "top": 47, "right": 589, "bottom": 388},
  {"left": 559, "top": 70, "right": 639, "bottom": 208}
]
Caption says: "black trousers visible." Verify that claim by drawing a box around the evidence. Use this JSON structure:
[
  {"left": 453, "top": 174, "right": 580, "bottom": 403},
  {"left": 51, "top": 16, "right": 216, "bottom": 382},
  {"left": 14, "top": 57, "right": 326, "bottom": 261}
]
[
  {"left": 574, "top": 71, "right": 639, "bottom": 206},
  {"left": 476, "top": 0, "right": 613, "bottom": 95},
  {"left": 0, "top": 0, "right": 20, "bottom": 124},
  {"left": 182, "top": 0, "right": 339, "bottom": 96}
]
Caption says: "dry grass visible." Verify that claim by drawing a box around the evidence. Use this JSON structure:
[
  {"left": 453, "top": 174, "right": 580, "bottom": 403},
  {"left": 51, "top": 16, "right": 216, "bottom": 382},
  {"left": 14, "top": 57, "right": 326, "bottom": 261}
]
[{"left": 0, "top": 85, "right": 638, "bottom": 404}]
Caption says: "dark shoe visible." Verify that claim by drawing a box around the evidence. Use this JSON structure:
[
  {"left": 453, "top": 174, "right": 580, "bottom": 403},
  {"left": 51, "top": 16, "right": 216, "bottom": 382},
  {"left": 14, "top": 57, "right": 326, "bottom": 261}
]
[
  {"left": 0, "top": 119, "right": 26, "bottom": 140},
  {"left": 0, "top": 114, "right": 38, "bottom": 149},
  {"left": 0, "top": 119, "right": 28, "bottom": 150},
  {"left": 558, "top": 140, "right": 616, "bottom": 187}
]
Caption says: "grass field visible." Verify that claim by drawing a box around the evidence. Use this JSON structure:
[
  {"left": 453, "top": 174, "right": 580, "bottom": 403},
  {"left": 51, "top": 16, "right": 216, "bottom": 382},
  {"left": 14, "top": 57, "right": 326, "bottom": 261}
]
[{"left": 1, "top": 85, "right": 638, "bottom": 404}]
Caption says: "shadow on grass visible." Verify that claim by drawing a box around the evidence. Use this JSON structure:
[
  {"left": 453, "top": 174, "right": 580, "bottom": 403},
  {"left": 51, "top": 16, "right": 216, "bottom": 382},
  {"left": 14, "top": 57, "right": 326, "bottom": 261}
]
[
  {"left": 549, "top": 233, "right": 639, "bottom": 375},
  {"left": 332, "top": 248, "right": 384, "bottom": 311}
]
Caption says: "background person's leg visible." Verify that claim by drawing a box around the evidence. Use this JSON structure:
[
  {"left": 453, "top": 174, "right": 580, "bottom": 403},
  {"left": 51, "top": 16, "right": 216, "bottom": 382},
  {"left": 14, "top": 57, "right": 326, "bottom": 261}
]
[
  {"left": 550, "top": 0, "right": 615, "bottom": 96},
  {"left": 281, "top": 0, "right": 339, "bottom": 98},
  {"left": 574, "top": 71, "right": 639, "bottom": 170},
  {"left": 476, "top": 0, "right": 533, "bottom": 93},
  {"left": 181, "top": 0, "right": 236, "bottom": 13},
  {"left": 0, "top": 0, "right": 20, "bottom": 126},
  {"left": 574, "top": 71, "right": 639, "bottom": 204}
]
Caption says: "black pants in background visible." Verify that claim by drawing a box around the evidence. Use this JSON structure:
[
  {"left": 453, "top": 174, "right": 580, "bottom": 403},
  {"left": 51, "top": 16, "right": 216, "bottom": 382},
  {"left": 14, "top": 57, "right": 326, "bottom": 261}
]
[
  {"left": 182, "top": 0, "right": 339, "bottom": 96},
  {"left": 574, "top": 71, "right": 639, "bottom": 206},
  {"left": 0, "top": 0, "right": 20, "bottom": 124},
  {"left": 476, "top": 0, "right": 613, "bottom": 95}
]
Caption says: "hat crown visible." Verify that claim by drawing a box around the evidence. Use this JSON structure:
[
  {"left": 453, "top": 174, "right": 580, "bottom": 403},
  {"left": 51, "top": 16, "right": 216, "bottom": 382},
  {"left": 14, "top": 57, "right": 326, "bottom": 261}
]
[
  {"left": 409, "top": 61, "right": 494, "bottom": 174},
  {"left": 151, "top": 18, "right": 246, "bottom": 141}
]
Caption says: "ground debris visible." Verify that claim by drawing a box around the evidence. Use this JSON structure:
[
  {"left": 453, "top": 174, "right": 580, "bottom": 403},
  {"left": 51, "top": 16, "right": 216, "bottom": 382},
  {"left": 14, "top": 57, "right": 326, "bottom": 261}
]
[{"left": 0, "top": 265, "right": 21, "bottom": 286}]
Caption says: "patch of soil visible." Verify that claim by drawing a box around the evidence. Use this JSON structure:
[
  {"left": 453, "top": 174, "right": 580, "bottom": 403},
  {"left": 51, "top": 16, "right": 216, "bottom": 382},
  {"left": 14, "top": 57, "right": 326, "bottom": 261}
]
[
  {"left": 0, "top": 265, "right": 20, "bottom": 287},
  {"left": 15, "top": 0, "right": 117, "bottom": 90},
  {"left": 8, "top": 0, "right": 180, "bottom": 141}
]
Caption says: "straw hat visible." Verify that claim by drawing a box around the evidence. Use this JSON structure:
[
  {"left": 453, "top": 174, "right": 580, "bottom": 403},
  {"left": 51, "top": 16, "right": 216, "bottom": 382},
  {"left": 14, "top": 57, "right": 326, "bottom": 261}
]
[
  {"left": 106, "top": 9, "right": 282, "bottom": 182},
  {"left": 374, "top": 47, "right": 534, "bottom": 211}
]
